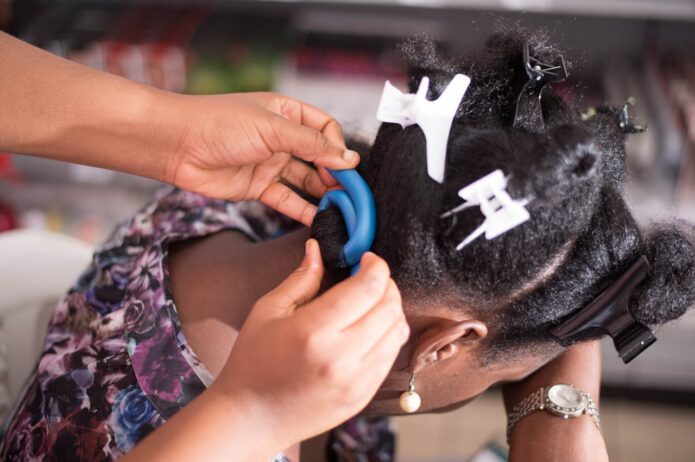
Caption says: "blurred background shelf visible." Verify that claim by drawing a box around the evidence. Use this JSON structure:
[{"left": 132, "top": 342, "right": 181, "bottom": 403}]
[
  {"left": 260, "top": 0, "right": 695, "bottom": 21},
  {"left": 19, "top": 0, "right": 695, "bottom": 21}
]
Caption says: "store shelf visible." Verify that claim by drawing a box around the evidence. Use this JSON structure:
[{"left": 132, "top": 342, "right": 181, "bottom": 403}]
[
  {"left": 256, "top": 0, "right": 695, "bottom": 21},
  {"left": 38, "top": 0, "right": 695, "bottom": 22}
]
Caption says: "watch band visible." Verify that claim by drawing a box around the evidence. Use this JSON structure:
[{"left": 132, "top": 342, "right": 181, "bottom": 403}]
[
  {"left": 506, "top": 387, "right": 545, "bottom": 443},
  {"left": 506, "top": 386, "right": 601, "bottom": 444},
  {"left": 584, "top": 394, "right": 601, "bottom": 429}
]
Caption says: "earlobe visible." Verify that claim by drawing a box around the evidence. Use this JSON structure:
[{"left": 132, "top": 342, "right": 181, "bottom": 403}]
[{"left": 410, "top": 320, "right": 488, "bottom": 374}]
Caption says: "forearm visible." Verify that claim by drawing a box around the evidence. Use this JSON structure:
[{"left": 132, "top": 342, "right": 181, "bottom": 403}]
[
  {"left": 120, "top": 386, "right": 287, "bottom": 462},
  {"left": 0, "top": 32, "right": 179, "bottom": 182},
  {"left": 503, "top": 341, "right": 608, "bottom": 462}
]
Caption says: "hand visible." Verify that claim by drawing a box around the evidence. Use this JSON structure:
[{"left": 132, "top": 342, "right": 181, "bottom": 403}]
[
  {"left": 164, "top": 92, "right": 360, "bottom": 226},
  {"left": 210, "top": 239, "right": 409, "bottom": 449},
  {"left": 0, "top": 33, "right": 358, "bottom": 220}
]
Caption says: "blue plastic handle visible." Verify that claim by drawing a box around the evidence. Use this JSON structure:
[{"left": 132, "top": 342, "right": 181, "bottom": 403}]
[{"left": 318, "top": 169, "right": 377, "bottom": 274}]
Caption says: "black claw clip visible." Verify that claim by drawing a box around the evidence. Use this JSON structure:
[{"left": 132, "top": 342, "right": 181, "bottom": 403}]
[
  {"left": 549, "top": 256, "right": 656, "bottom": 364},
  {"left": 615, "top": 97, "right": 648, "bottom": 134},
  {"left": 513, "top": 41, "right": 569, "bottom": 131}
]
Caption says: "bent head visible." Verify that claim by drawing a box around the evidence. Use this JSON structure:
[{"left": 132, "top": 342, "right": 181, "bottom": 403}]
[{"left": 312, "top": 32, "right": 695, "bottom": 415}]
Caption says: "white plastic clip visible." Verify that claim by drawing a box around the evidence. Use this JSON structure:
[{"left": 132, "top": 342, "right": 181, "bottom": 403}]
[
  {"left": 376, "top": 74, "right": 471, "bottom": 183},
  {"left": 441, "top": 169, "right": 530, "bottom": 250}
]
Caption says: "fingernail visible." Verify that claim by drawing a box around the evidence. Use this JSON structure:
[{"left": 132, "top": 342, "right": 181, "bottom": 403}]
[
  {"left": 343, "top": 150, "right": 359, "bottom": 163},
  {"left": 360, "top": 252, "right": 374, "bottom": 269},
  {"left": 306, "top": 238, "right": 317, "bottom": 257}
]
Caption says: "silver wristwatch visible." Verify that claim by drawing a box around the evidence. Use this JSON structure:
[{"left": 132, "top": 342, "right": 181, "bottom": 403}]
[{"left": 506, "top": 383, "right": 601, "bottom": 443}]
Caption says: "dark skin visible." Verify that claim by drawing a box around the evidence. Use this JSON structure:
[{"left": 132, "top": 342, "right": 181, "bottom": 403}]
[{"left": 170, "top": 227, "right": 609, "bottom": 461}]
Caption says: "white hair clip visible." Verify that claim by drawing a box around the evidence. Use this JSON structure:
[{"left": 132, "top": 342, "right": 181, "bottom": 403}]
[
  {"left": 376, "top": 74, "right": 471, "bottom": 183},
  {"left": 440, "top": 169, "right": 530, "bottom": 250}
]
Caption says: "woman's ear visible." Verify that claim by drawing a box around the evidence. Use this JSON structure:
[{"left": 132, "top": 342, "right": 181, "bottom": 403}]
[{"left": 410, "top": 320, "right": 488, "bottom": 374}]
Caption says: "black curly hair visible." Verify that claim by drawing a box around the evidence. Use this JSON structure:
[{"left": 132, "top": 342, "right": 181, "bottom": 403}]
[{"left": 312, "top": 31, "right": 695, "bottom": 362}]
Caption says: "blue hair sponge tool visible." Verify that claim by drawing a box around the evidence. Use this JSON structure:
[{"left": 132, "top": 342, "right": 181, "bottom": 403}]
[{"left": 317, "top": 169, "right": 377, "bottom": 274}]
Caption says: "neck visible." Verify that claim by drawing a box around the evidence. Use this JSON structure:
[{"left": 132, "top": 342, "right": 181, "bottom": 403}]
[
  {"left": 171, "top": 227, "right": 334, "bottom": 379},
  {"left": 231, "top": 228, "right": 345, "bottom": 318},
  {"left": 235, "top": 227, "right": 313, "bottom": 315},
  {"left": 172, "top": 226, "right": 345, "bottom": 338}
]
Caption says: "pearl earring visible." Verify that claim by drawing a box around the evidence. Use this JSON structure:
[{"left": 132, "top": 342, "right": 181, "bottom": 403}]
[{"left": 399, "top": 373, "right": 422, "bottom": 413}]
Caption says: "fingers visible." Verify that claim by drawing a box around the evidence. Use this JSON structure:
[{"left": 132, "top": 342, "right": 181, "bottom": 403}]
[
  {"left": 297, "top": 103, "right": 347, "bottom": 159},
  {"left": 361, "top": 316, "right": 410, "bottom": 378},
  {"left": 265, "top": 114, "right": 360, "bottom": 171},
  {"left": 343, "top": 279, "right": 407, "bottom": 357},
  {"left": 280, "top": 160, "right": 329, "bottom": 199},
  {"left": 317, "top": 166, "right": 338, "bottom": 187},
  {"left": 299, "top": 252, "right": 391, "bottom": 330},
  {"left": 274, "top": 96, "right": 347, "bottom": 148},
  {"left": 258, "top": 182, "right": 317, "bottom": 227},
  {"left": 253, "top": 239, "right": 324, "bottom": 321}
]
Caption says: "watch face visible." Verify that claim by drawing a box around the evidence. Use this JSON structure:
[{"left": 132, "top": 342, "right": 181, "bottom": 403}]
[{"left": 546, "top": 384, "right": 587, "bottom": 417}]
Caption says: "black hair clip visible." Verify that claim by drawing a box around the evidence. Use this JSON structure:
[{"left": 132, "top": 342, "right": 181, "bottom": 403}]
[
  {"left": 613, "top": 97, "right": 647, "bottom": 134},
  {"left": 583, "top": 98, "right": 647, "bottom": 134},
  {"left": 549, "top": 256, "right": 656, "bottom": 364},
  {"left": 513, "top": 41, "right": 569, "bottom": 131}
]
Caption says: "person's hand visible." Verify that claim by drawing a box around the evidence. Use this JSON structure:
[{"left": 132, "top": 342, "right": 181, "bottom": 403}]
[
  {"left": 0, "top": 33, "right": 357, "bottom": 220},
  {"left": 163, "top": 92, "right": 360, "bottom": 226},
  {"left": 210, "top": 239, "right": 409, "bottom": 449}
]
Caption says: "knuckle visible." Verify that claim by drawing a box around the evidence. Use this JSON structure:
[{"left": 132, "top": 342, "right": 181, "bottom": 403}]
[
  {"left": 325, "top": 118, "right": 343, "bottom": 139},
  {"left": 390, "top": 301, "right": 405, "bottom": 321},
  {"left": 386, "top": 279, "right": 402, "bottom": 302},
  {"left": 399, "top": 320, "right": 411, "bottom": 339},
  {"left": 275, "top": 188, "right": 293, "bottom": 208},
  {"left": 375, "top": 342, "right": 399, "bottom": 365},
  {"left": 327, "top": 118, "right": 339, "bottom": 131},
  {"left": 367, "top": 256, "right": 390, "bottom": 279},
  {"left": 302, "top": 170, "right": 316, "bottom": 191},
  {"left": 359, "top": 273, "right": 385, "bottom": 296},
  {"left": 299, "top": 203, "right": 316, "bottom": 226},
  {"left": 343, "top": 380, "right": 374, "bottom": 407},
  {"left": 254, "top": 294, "right": 272, "bottom": 308},
  {"left": 338, "top": 382, "right": 358, "bottom": 402},
  {"left": 265, "top": 117, "right": 285, "bottom": 151},
  {"left": 313, "top": 132, "right": 330, "bottom": 152},
  {"left": 376, "top": 300, "right": 402, "bottom": 324},
  {"left": 318, "top": 359, "right": 344, "bottom": 383},
  {"left": 294, "top": 264, "right": 321, "bottom": 288},
  {"left": 300, "top": 330, "right": 326, "bottom": 356}
]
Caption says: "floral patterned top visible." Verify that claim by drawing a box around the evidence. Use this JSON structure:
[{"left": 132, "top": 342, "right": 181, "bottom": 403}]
[{"left": 0, "top": 188, "right": 394, "bottom": 462}]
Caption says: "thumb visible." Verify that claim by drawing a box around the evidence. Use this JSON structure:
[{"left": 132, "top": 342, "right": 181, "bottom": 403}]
[
  {"left": 250, "top": 239, "right": 325, "bottom": 321},
  {"left": 269, "top": 116, "right": 360, "bottom": 170}
]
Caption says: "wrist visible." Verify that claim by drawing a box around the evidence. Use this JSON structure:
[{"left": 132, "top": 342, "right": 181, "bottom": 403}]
[
  {"left": 508, "top": 408, "right": 607, "bottom": 462},
  {"left": 503, "top": 342, "right": 601, "bottom": 412},
  {"left": 95, "top": 82, "right": 178, "bottom": 182},
  {"left": 510, "top": 403, "right": 601, "bottom": 437},
  {"left": 149, "top": 90, "right": 194, "bottom": 186},
  {"left": 207, "top": 384, "right": 292, "bottom": 456},
  {"left": 132, "top": 87, "right": 189, "bottom": 184}
]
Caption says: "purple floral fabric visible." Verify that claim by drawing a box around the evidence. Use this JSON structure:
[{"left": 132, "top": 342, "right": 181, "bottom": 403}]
[
  {"left": 0, "top": 188, "right": 393, "bottom": 462},
  {"left": 328, "top": 416, "right": 395, "bottom": 462}
]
